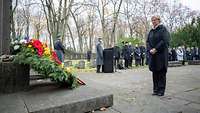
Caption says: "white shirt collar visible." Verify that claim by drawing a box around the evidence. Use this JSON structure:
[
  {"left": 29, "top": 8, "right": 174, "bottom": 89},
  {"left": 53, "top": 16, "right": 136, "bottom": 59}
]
[{"left": 152, "top": 24, "right": 161, "bottom": 30}]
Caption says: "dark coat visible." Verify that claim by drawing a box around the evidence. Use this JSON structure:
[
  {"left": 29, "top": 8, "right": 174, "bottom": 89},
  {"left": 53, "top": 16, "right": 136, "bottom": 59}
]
[
  {"left": 54, "top": 40, "right": 65, "bottom": 62},
  {"left": 182, "top": 48, "right": 186, "bottom": 61},
  {"left": 147, "top": 25, "right": 170, "bottom": 72},
  {"left": 128, "top": 45, "right": 134, "bottom": 57},
  {"left": 134, "top": 47, "right": 141, "bottom": 60},
  {"left": 54, "top": 40, "right": 65, "bottom": 53},
  {"left": 122, "top": 45, "right": 131, "bottom": 60},
  {"left": 171, "top": 49, "right": 177, "bottom": 61},
  {"left": 87, "top": 50, "right": 92, "bottom": 60},
  {"left": 96, "top": 43, "right": 104, "bottom": 65},
  {"left": 186, "top": 50, "right": 192, "bottom": 60},
  {"left": 113, "top": 46, "right": 120, "bottom": 59},
  {"left": 140, "top": 46, "right": 146, "bottom": 58}
]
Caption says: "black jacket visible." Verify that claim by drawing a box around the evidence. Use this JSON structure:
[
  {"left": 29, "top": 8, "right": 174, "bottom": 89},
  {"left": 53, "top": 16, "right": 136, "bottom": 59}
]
[
  {"left": 140, "top": 46, "right": 146, "bottom": 58},
  {"left": 54, "top": 40, "right": 65, "bottom": 53},
  {"left": 122, "top": 45, "right": 131, "bottom": 60},
  {"left": 147, "top": 25, "right": 170, "bottom": 72},
  {"left": 113, "top": 46, "right": 120, "bottom": 59},
  {"left": 134, "top": 47, "right": 141, "bottom": 60}
]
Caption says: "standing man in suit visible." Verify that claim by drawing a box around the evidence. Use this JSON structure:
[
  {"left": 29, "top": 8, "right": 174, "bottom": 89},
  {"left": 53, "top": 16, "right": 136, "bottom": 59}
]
[
  {"left": 122, "top": 42, "right": 130, "bottom": 69},
  {"left": 96, "top": 38, "right": 104, "bottom": 73},
  {"left": 147, "top": 15, "right": 170, "bottom": 96}
]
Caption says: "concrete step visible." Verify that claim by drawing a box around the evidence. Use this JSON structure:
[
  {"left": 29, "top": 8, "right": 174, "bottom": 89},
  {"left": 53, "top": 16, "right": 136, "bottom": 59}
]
[{"left": 0, "top": 85, "right": 113, "bottom": 113}]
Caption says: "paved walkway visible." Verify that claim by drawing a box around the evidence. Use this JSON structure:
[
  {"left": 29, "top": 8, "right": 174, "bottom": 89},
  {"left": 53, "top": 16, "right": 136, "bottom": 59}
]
[{"left": 78, "top": 65, "right": 200, "bottom": 113}]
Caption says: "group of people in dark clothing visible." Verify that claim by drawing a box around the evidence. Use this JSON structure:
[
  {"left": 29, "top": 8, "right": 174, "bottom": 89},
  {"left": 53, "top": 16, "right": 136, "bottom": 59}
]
[
  {"left": 113, "top": 42, "right": 146, "bottom": 69},
  {"left": 169, "top": 46, "right": 200, "bottom": 62}
]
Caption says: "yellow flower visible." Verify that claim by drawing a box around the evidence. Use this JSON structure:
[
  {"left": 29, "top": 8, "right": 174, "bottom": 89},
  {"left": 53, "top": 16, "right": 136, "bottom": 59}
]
[
  {"left": 28, "top": 45, "right": 32, "bottom": 48},
  {"left": 44, "top": 47, "right": 51, "bottom": 56},
  {"left": 59, "top": 63, "right": 64, "bottom": 69},
  {"left": 32, "top": 49, "right": 34, "bottom": 52},
  {"left": 61, "top": 63, "right": 64, "bottom": 68},
  {"left": 65, "top": 67, "right": 71, "bottom": 73}
]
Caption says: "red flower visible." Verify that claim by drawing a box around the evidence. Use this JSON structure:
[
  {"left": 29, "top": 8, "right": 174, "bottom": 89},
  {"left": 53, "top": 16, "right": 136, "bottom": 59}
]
[
  {"left": 37, "top": 48, "right": 43, "bottom": 57},
  {"left": 32, "top": 40, "right": 43, "bottom": 50},
  {"left": 29, "top": 40, "right": 44, "bottom": 57},
  {"left": 52, "top": 51, "right": 57, "bottom": 59}
]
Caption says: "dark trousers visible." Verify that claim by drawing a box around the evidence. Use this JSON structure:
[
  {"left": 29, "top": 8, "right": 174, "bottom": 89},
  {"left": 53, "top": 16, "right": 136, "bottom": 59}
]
[
  {"left": 152, "top": 69, "right": 166, "bottom": 94},
  {"left": 124, "top": 59, "right": 129, "bottom": 68},
  {"left": 97, "top": 65, "right": 104, "bottom": 73},
  {"left": 141, "top": 57, "right": 145, "bottom": 66},
  {"left": 182, "top": 60, "right": 185, "bottom": 65},
  {"left": 114, "top": 58, "right": 119, "bottom": 71},
  {"left": 128, "top": 57, "right": 133, "bottom": 67},
  {"left": 145, "top": 57, "right": 149, "bottom": 65},
  {"left": 135, "top": 59, "right": 141, "bottom": 67}
]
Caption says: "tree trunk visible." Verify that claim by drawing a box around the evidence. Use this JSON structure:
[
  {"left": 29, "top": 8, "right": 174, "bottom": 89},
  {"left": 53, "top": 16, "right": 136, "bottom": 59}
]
[
  {"left": 66, "top": 23, "right": 76, "bottom": 51},
  {"left": 70, "top": 8, "right": 83, "bottom": 52}
]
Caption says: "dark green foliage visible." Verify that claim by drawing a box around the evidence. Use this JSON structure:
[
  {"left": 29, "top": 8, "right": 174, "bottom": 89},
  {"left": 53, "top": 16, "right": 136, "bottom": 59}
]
[
  {"left": 117, "top": 36, "right": 144, "bottom": 47},
  {"left": 171, "top": 17, "right": 200, "bottom": 48}
]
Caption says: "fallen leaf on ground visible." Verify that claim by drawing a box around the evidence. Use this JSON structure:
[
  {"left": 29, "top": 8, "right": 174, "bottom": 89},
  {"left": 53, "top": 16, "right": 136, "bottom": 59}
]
[{"left": 100, "top": 107, "right": 106, "bottom": 111}]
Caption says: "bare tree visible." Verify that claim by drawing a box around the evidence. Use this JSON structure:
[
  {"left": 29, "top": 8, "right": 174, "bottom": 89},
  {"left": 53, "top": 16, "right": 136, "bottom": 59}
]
[
  {"left": 40, "top": 0, "right": 74, "bottom": 48},
  {"left": 110, "top": 0, "right": 123, "bottom": 46},
  {"left": 66, "top": 23, "right": 76, "bottom": 51},
  {"left": 69, "top": 5, "right": 85, "bottom": 52},
  {"left": 32, "top": 9, "right": 45, "bottom": 39},
  {"left": 122, "top": 0, "right": 137, "bottom": 37},
  {"left": 22, "top": 0, "right": 35, "bottom": 38},
  {"left": 11, "top": 0, "right": 18, "bottom": 40},
  {"left": 15, "top": 8, "right": 26, "bottom": 39},
  {"left": 86, "top": 7, "right": 97, "bottom": 52}
]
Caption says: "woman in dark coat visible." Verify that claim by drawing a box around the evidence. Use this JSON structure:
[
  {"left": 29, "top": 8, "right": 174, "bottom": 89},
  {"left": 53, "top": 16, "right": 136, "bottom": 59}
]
[{"left": 147, "top": 15, "right": 170, "bottom": 96}]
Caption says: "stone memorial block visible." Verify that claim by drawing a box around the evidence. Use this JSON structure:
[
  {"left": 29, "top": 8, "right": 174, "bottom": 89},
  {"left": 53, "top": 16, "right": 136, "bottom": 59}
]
[
  {"left": 188, "top": 60, "right": 200, "bottom": 65},
  {"left": 168, "top": 61, "right": 182, "bottom": 67},
  {"left": 91, "top": 60, "right": 96, "bottom": 68},
  {"left": 77, "top": 60, "right": 85, "bottom": 69},
  {"left": 0, "top": 0, "right": 11, "bottom": 55},
  {"left": 0, "top": 62, "right": 30, "bottom": 93},
  {"left": 64, "top": 61, "right": 73, "bottom": 67}
]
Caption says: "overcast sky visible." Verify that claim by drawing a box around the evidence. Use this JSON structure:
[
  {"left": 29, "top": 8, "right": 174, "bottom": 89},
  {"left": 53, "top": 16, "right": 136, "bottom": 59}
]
[{"left": 179, "top": 0, "right": 200, "bottom": 11}]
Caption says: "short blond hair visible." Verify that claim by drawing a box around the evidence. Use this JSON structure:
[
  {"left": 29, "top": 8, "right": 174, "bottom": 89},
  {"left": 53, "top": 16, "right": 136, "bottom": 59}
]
[{"left": 151, "top": 15, "right": 161, "bottom": 22}]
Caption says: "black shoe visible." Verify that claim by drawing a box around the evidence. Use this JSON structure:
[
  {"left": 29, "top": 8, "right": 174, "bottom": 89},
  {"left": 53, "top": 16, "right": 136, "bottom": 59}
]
[
  {"left": 157, "top": 93, "right": 164, "bottom": 96},
  {"left": 152, "top": 92, "right": 158, "bottom": 96}
]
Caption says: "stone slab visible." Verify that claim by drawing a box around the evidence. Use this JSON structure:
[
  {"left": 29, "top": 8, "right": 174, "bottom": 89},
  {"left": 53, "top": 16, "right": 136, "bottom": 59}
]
[
  {"left": 168, "top": 61, "right": 183, "bottom": 67},
  {"left": 0, "top": 85, "right": 113, "bottom": 113},
  {"left": 0, "top": 94, "right": 28, "bottom": 113},
  {"left": 64, "top": 61, "right": 73, "bottom": 67},
  {"left": 188, "top": 60, "right": 200, "bottom": 65}
]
